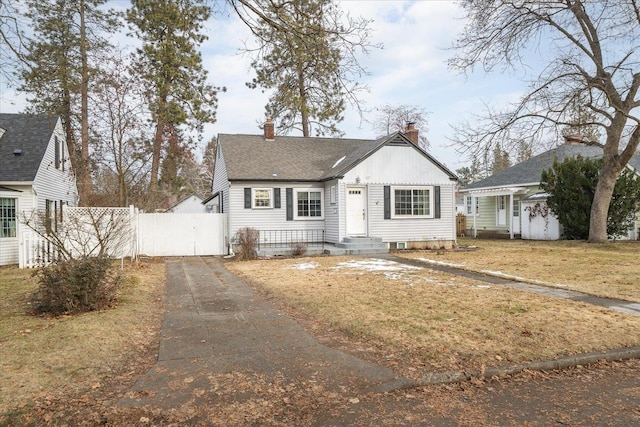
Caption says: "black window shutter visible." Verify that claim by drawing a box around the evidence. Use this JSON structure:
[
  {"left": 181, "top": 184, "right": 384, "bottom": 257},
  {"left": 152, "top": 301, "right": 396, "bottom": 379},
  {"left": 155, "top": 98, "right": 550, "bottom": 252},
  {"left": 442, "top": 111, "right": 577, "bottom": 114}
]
[
  {"left": 434, "top": 186, "right": 441, "bottom": 219},
  {"left": 244, "top": 188, "right": 251, "bottom": 209},
  {"left": 220, "top": 191, "right": 223, "bottom": 213},
  {"left": 286, "top": 188, "right": 293, "bottom": 221},
  {"left": 384, "top": 186, "right": 391, "bottom": 220},
  {"left": 274, "top": 188, "right": 281, "bottom": 208}
]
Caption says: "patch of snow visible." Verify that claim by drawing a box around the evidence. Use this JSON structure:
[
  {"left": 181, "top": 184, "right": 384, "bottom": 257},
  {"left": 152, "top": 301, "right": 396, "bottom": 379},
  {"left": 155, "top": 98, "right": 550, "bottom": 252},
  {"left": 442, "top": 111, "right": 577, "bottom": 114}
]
[
  {"left": 417, "top": 258, "right": 465, "bottom": 268},
  {"left": 288, "top": 262, "right": 319, "bottom": 270},
  {"left": 334, "top": 258, "right": 422, "bottom": 272},
  {"left": 472, "top": 285, "right": 491, "bottom": 289}
]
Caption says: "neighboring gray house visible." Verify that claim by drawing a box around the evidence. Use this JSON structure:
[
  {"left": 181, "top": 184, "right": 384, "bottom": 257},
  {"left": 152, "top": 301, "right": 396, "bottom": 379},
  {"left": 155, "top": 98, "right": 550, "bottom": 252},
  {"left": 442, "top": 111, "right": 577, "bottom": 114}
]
[
  {"left": 459, "top": 136, "right": 640, "bottom": 240},
  {"left": 0, "top": 114, "right": 78, "bottom": 265},
  {"left": 211, "top": 121, "right": 459, "bottom": 254}
]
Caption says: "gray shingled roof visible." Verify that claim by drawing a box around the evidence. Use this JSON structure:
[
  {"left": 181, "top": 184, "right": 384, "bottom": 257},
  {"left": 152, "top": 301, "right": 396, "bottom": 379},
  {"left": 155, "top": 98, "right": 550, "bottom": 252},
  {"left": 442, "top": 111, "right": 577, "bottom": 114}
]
[
  {"left": 218, "top": 132, "right": 457, "bottom": 181},
  {"left": 0, "top": 113, "right": 59, "bottom": 182},
  {"left": 463, "top": 143, "right": 640, "bottom": 191}
]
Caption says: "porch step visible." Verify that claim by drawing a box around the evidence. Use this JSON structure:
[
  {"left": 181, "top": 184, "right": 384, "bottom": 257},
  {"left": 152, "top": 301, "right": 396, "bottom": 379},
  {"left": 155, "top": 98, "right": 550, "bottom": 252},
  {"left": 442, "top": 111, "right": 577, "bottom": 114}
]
[{"left": 327, "top": 236, "right": 388, "bottom": 255}]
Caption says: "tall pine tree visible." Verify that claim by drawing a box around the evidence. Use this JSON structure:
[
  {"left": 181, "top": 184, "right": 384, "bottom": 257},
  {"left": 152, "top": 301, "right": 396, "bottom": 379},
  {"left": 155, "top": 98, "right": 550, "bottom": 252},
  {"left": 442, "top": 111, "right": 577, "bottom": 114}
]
[
  {"left": 20, "top": 0, "right": 119, "bottom": 204},
  {"left": 127, "top": 0, "right": 221, "bottom": 206},
  {"left": 237, "top": 0, "right": 376, "bottom": 137}
]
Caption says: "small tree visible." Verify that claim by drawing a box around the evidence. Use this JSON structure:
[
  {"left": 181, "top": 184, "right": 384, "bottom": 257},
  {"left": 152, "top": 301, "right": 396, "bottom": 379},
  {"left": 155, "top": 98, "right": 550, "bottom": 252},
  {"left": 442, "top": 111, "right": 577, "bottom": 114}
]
[{"left": 541, "top": 156, "right": 640, "bottom": 240}]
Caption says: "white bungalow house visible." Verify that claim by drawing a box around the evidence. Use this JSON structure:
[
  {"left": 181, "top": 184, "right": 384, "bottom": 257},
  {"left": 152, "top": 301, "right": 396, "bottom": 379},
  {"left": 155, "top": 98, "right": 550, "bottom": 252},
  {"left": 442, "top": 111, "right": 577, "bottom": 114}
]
[
  {"left": 459, "top": 135, "right": 640, "bottom": 240},
  {"left": 0, "top": 114, "right": 78, "bottom": 265},
  {"left": 211, "top": 121, "right": 459, "bottom": 255}
]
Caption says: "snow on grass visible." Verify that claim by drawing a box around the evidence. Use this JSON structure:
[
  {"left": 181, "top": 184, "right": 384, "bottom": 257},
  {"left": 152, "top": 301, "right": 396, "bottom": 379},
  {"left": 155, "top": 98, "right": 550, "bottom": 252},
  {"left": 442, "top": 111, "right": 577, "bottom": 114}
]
[
  {"left": 288, "top": 262, "right": 319, "bottom": 270},
  {"left": 333, "top": 258, "right": 423, "bottom": 272}
]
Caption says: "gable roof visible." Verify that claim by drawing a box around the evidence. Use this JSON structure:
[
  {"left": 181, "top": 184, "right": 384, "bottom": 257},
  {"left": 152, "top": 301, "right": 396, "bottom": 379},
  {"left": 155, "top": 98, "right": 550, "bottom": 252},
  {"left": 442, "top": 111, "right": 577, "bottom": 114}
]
[
  {"left": 463, "top": 143, "right": 640, "bottom": 191},
  {"left": 218, "top": 132, "right": 457, "bottom": 182},
  {"left": 0, "top": 113, "right": 59, "bottom": 182}
]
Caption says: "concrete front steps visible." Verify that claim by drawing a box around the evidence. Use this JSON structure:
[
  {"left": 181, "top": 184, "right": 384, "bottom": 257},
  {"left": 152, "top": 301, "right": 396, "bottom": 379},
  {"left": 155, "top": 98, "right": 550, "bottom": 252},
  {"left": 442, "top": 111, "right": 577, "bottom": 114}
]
[
  {"left": 256, "top": 236, "right": 389, "bottom": 257},
  {"left": 324, "top": 236, "right": 388, "bottom": 256}
]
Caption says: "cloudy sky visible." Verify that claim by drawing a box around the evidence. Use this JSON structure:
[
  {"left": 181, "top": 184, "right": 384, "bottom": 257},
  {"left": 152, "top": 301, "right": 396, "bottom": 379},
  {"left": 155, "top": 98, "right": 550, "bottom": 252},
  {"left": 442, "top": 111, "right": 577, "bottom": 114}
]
[{"left": 0, "top": 0, "right": 531, "bottom": 171}]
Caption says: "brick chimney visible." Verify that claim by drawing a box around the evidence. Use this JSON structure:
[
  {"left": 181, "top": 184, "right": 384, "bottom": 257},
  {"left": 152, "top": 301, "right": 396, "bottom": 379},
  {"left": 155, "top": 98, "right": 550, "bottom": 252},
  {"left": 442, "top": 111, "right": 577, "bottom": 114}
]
[
  {"left": 404, "top": 121, "right": 419, "bottom": 145},
  {"left": 264, "top": 118, "right": 275, "bottom": 141}
]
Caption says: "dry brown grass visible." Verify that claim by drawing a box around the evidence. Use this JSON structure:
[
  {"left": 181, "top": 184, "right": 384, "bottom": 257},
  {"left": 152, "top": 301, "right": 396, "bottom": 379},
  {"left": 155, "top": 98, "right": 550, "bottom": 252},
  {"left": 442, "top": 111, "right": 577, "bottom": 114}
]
[
  {"left": 0, "top": 261, "right": 165, "bottom": 414},
  {"left": 396, "top": 238, "right": 640, "bottom": 302},
  {"left": 228, "top": 256, "right": 640, "bottom": 375}
]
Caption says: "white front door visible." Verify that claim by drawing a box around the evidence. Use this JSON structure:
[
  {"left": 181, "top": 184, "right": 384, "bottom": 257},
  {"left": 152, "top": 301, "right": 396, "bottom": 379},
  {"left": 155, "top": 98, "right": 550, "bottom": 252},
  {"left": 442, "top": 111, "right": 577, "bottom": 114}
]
[{"left": 346, "top": 186, "right": 367, "bottom": 236}]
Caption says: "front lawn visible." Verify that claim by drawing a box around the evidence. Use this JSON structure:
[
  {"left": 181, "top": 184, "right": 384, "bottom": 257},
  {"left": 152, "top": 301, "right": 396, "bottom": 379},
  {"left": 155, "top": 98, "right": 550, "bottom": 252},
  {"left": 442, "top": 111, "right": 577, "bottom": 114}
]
[
  {"left": 396, "top": 238, "right": 640, "bottom": 302},
  {"left": 0, "top": 262, "right": 165, "bottom": 415},
  {"left": 228, "top": 255, "right": 640, "bottom": 377}
]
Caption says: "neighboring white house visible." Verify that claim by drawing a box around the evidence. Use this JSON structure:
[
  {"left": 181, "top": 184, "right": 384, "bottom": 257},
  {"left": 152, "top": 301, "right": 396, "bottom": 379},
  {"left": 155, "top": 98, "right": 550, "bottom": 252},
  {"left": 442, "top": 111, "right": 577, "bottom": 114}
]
[
  {"left": 167, "top": 193, "right": 207, "bottom": 213},
  {"left": 211, "top": 120, "right": 459, "bottom": 254},
  {"left": 459, "top": 135, "right": 640, "bottom": 240},
  {"left": 0, "top": 114, "right": 78, "bottom": 265}
]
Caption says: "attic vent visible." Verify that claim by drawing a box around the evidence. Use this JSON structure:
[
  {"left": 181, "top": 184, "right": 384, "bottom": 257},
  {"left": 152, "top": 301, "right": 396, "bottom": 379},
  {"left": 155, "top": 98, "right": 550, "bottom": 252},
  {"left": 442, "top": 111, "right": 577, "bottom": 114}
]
[
  {"left": 332, "top": 155, "right": 346, "bottom": 168},
  {"left": 13, "top": 149, "right": 23, "bottom": 156}
]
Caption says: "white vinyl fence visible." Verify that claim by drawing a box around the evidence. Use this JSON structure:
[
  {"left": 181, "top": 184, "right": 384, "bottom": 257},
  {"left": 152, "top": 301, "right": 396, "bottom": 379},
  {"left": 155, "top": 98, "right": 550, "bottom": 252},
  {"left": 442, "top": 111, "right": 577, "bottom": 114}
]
[
  {"left": 19, "top": 206, "right": 228, "bottom": 268},
  {"left": 137, "top": 213, "right": 227, "bottom": 257}
]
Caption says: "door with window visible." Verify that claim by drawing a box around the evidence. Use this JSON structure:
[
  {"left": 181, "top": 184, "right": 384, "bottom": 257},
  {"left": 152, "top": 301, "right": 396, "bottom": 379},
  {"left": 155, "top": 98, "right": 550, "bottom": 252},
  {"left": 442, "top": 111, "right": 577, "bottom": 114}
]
[
  {"left": 512, "top": 198, "right": 521, "bottom": 234},
  {"left": 346, "top": 186, "right": 366, "bottom": 236}
]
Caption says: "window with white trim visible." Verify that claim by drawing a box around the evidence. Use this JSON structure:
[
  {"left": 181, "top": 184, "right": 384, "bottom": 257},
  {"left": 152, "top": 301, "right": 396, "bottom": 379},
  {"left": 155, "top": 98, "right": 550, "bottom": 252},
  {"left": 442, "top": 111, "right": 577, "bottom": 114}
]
[
  {"left": 392, "top": 187, "right": 433, "bottom": 218},
  {"left": 295, "top": 189, "right": 323, "bottom": 219},
  {"left": 252, "top": 188, "right": 273, "bottom": 208},
  {"left": 0, "top": 198, "right": 17, "bottom": 238}
]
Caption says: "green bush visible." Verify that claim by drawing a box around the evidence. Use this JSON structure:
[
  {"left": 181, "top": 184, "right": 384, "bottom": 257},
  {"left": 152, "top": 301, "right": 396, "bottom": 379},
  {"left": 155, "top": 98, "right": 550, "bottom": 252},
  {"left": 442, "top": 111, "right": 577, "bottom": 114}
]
[
  {"left": 30, "top": 257, "right": 122, "bottom": 316},
  {"left": 541, "top": 156, "right": 640, "bottom": 239}
]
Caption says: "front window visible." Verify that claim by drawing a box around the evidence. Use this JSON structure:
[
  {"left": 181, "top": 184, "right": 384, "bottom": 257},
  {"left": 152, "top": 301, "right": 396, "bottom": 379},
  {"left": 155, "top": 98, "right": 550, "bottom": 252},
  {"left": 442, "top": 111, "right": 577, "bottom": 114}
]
[
  {"left": 392, "top": 187, "right": 432, "bottom": 218},
  {"left": 253, "top": 188, "right": 273, "bottom": 208},
  {"left": 0, "top": 198, "right": 17, "bottom": 238},
  {"left": 295, "top": 189, "right": 323, "bottom": 219}
]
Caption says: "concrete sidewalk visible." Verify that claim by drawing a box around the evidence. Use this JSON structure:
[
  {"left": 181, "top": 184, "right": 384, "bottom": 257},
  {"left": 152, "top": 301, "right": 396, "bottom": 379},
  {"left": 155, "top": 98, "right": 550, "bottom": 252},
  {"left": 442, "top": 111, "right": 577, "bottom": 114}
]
[{"left": 118, "top": 257, "right": 413, "bottom": 410}]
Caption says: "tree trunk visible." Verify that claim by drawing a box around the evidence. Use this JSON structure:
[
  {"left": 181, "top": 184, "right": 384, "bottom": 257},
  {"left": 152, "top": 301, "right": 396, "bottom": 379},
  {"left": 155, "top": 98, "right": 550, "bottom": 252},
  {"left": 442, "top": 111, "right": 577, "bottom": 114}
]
[
  {"left": 588, "top": 118, "right": 625, "bottom": 243},
  {"left": 149, "top": 115, "right": 163, "bottom": 195},
  {"left": 79, "top": 0, "right": 92, "bottom": 205},
  {"left": 298, "top": 68, "right": 309, "bottom": 137}
]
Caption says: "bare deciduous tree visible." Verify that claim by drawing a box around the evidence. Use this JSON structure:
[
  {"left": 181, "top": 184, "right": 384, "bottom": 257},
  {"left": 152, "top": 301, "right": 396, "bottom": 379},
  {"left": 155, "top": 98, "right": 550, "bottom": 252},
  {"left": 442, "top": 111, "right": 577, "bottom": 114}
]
[
  {"left": 450, "top": 0, "right": 640, "bottom": 243},
  {"left": 372, "top": 104, "right": 430, "bottom": 151}
]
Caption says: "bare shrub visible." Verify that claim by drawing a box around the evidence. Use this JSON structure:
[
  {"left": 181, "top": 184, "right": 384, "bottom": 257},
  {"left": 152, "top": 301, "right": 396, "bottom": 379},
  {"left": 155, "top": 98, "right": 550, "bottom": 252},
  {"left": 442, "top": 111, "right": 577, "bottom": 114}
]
[
  {"left": 30, "top": 257, "right": 122, "bottom": 316},
  {"left": 290, "top": 240, "right": 307, "bottom": 257},
  {"left": 235, "top": 227, "right": 260, "bottom": 260}
]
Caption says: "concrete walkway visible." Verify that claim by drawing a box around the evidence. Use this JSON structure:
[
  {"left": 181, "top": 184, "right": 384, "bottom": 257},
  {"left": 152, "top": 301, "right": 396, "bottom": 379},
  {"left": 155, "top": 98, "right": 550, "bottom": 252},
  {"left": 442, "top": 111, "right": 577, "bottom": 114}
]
[
  {"left": 118, "top": 257, "right": 413, "bottom": 410},
  {"left": 378, "top": 253, "right": 640, "bottom": 317}
]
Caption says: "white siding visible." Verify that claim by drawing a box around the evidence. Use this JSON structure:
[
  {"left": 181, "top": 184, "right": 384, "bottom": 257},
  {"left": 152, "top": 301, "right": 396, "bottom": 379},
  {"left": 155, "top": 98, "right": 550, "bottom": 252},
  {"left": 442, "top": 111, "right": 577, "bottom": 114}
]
[
  {"left": 32, "top": 119, "right": 77, "bottom": 211},
  {"left": 341, "top": 145, "right": 457, "bottom": 243},
  {"left": 324, "top": 180, "right": 340, "bottom": 243},
  {"left": 211, "top": 142, "right": 230, "bottom": 235},
  {"left": 228, "top": 182, "right": 325, "bottom": 241},
  {"left": 367, "top": 184, "right": 457, "bottom": 243},
  {"left": 342, "top": 145, "right": 453, "bottom": 185},
  {"left": 0, "top": 186, "right": 35, "bottom": 266}
]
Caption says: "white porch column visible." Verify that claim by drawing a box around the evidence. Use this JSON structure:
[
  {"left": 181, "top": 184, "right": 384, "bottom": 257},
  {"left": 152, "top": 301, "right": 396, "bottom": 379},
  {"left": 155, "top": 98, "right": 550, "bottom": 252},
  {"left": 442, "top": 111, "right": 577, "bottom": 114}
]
[
  {"left": 509, "top": 192, "right": 514, "bottom": 239},
  {"left": 472, "top": 194, "right": 477, "bottom": 238}
]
